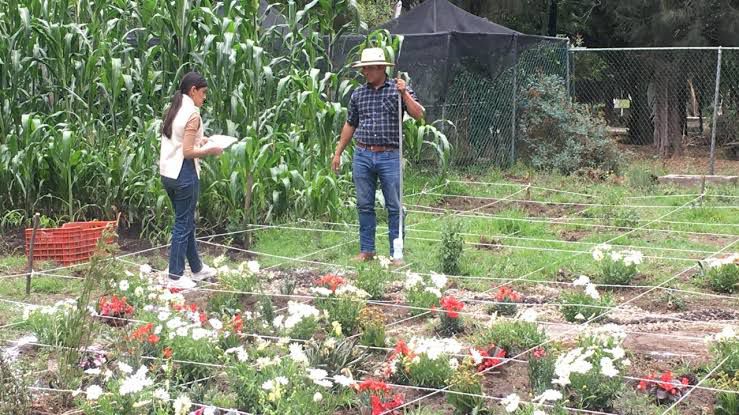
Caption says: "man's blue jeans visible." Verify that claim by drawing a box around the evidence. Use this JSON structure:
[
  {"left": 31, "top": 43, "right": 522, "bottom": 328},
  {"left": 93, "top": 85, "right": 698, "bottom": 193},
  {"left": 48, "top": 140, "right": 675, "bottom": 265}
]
[
  {"left": 353, "top": 146, "right": 405, "bottom": 257},
  {"left": 161, "top": 159, "right": 203, "bottom": 278}
]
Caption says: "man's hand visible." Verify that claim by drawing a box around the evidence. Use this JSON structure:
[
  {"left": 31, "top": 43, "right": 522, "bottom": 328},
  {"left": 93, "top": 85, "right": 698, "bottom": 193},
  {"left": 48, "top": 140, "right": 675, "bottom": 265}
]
[
  {"left": 206, "top": 146, "right": 224, "bottom": 156},
  {"left": 396, "top": 77, "right": 408, "bottom": 95},
  {"left": 331, "top": 153, "right": 341, "bottom": 173}
]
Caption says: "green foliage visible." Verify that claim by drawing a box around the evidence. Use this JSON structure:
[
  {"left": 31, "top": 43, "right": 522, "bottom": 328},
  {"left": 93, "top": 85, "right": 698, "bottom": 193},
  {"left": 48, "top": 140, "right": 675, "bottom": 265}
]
[
  {"left": 528, "top": 348, "right": 556, "bottom": 394},
  {"left": 304, "top": 337, "right": 370, "bottom": 376},
  {"left": 314, "top": 292, "right": 365, "bottom": 335},
  {"left": 438, "top": 219, "right": 464, "bottom": 275},
  {"left": 474, "top": 320, "right": 547, "bottom": 356},
  {"left": 356, "top": 0, "right": 395, "bottom": 29},
  {"left": 703, "top": 264, "right": 739, "bottom": 294},
  {"left": 446, "top": 361, "right": 484, "bottom": 414},
  {"left": 403, "top": 118, "right": 452, "bottom": 172},
  {"left": 0, "top": 355, "right": 30, "bottom": 415},
  {"left": 713, "top": 373, "right": 739, "bottom": 415},
  {"left": 518, "top": 74, "right": 622, "bottom": 175},
  {"left": 355, "top": 261, "right": 392, "bottom": 300},
  {"left": 560, "top": 291, "right": 613, "bottom": 323},
  {"left": 358, "top": 307, "right": 386, "bottom": 348},
  {"left": 597, "top": 256, "right": 639, "bottom": 286},
  {"left": 407, "top": 355, "right": 455, "bottom": 388},
  {"left": 708, "top": 329, "right": 739, "bottom": 377}
]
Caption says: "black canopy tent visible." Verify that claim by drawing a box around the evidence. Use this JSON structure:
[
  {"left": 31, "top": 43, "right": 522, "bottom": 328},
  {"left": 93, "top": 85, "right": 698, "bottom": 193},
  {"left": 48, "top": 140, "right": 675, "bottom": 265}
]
[{"left": 335, "top": 0, "right": 568, "bottom": 166}]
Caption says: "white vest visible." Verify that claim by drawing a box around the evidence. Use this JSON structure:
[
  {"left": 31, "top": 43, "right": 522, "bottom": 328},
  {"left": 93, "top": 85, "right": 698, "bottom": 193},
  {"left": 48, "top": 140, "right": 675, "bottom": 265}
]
[{"left": 159, "top": 94, "right": 202, "bottom": 179}]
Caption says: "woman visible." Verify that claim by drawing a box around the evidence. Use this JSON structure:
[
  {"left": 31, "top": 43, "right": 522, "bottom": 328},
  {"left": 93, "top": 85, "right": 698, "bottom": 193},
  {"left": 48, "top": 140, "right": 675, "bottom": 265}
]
[{"left": 159, "top": 71, "right": 223, "bottom": 289}]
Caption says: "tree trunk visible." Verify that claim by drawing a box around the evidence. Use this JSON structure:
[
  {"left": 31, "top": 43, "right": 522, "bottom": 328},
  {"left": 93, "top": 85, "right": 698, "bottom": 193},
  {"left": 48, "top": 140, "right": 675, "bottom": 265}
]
[{"left": 652, "top": 70, "right": 683, "bottom": 157}]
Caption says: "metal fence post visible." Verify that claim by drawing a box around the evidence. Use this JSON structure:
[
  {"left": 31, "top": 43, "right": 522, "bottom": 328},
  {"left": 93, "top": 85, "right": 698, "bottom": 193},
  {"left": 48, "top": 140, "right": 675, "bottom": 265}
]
[
  {"left": 566, "top": 39, "right": 571, "bottom": 96},
  {"left": 511, "top": 34, "right": 519, "bottom": 166},
  {"left": 709, "top": 46, "right": 722, "bottom": 175}
]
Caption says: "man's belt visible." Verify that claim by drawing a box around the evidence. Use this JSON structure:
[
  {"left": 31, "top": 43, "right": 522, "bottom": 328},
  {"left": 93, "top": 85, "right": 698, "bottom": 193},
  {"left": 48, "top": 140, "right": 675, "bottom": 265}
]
[{"left": 356, "top": 142, "right": 399, "bottom": 152}]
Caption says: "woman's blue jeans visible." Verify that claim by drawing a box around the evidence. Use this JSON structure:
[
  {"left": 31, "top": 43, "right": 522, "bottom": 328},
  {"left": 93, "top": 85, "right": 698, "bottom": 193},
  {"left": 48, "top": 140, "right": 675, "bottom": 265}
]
[
  {"left": 352, "top": 146, "right": 405, "bottom": 257},
  {"left": 161, "top": 159, "right": 203, "bottom": 278}
]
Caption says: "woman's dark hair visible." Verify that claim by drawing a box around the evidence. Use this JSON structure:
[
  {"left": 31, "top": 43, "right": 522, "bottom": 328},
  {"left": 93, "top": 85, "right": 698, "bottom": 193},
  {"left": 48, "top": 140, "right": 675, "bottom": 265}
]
[{"left": 162, "top": 71, "right": 208, "bottom": 138}]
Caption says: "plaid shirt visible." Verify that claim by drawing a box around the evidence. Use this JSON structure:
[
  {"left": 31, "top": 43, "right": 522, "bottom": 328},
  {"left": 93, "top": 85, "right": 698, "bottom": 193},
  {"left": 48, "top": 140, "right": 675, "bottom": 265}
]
[{"left": 347, "top": 78, "right": 418, "bottom": 146}]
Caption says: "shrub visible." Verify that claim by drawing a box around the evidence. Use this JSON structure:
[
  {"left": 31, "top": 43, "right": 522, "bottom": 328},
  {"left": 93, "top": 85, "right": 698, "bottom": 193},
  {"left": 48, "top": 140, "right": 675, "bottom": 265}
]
[
  {"left": 491, "top": 286, "right": 522, "bottom": 316},
  {"left": 438, "top": 219, "right": 464, "bottom": 275},
  {"left": 475, "top": 320, "right": 547, "bottom": 356},
  {"left": 701, "top": 262, "right": 739, "bottom": 294},
  {"left": 713, "top": 372, "right": 739, "bottom": 415},
  {"left": 0, "top": 355, "right": 30, "bottom": 414},
  {"left": 706, "top": 327, "right": 739, "bottom": 377},
  {"left": 517, "top": 74, "right": 622, "bottom": 175},
  {"left": 311, "top": 275, "right": 369, "bottom": 335},
  {"left": 437, "top": 296, "right": 465, "bottom": 336},
  {"left": 404, "top": 271, "right": 446, "bottom": 316},
  {"left": 592, "top": 244, "right": 643, "bottom": 286},
  {"left": 560, "top": 279, "right": 614, "bottom": 323},
  {"left": 386, "top": 338, "right": 462, "bottom": 388},
  {"left": 355, "top": 260, "right": 392, "bottom": 300},
  {"left": 447, "top": 361, "right": 484, "bottom": 414},
  {"left": 358, "top": 307, "right": 386, "bottom": 348},
  {"left": 528, "top": 347, "right": 556, "bottom": 394}
]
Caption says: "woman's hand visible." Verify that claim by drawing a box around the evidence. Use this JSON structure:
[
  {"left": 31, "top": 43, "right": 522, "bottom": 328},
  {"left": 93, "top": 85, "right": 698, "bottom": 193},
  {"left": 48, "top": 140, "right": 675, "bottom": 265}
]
[{"left": 206, "top": 146, "right": 224, "bottom": 156}]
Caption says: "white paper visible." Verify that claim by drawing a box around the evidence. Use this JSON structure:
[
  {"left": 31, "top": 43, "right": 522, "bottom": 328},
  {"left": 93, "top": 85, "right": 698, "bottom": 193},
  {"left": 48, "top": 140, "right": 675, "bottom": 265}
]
[{"left": 202, "top": 134, "right": 238, "bottom": 150}]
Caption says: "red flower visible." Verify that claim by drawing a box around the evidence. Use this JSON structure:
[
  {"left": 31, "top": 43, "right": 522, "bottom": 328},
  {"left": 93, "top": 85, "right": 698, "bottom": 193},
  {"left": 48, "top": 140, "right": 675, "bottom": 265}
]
[
  {"left": 98, "top": 295, "right": 134, "bottom": 317},
  {"left": 440, "top": 296, "right": 464, "bottom": 318},
  {"left": 232, "top": 314, "right": 243, "bottom": 333},
  {"left": 130, "top": 323, "right": 154, "bottom": 341},
  {"left": 199, "top": 311, "right": 207, "bottom": 324},
  {"left": 638, "top": 374, "right": 655, "bottom": 391},
  {"left": 390, "top": 340, "right": 414, "bottom": 360},
  {"left": 162, "top": 347, "right": 173, "bottom": 359},
  {"left": 357, "top": 379, "right": 390, "bottom": 394},
  {"left": 474, "top": 346, "right": 506, "bottom": 372},
  {"left": 317, "top": 274, "right": 345, "bottom": 292},
  {"left": 370, "top": 394, "right": 404, "bottom": 415},
  {"left": 495, "top": 286, "right": 521, "bottom": 302},
  {"left": 532, "top": 347, "right": 546, "bottom": 359},
  {"left": 147, "top": 334, "right": 160, "bottom": 344}
]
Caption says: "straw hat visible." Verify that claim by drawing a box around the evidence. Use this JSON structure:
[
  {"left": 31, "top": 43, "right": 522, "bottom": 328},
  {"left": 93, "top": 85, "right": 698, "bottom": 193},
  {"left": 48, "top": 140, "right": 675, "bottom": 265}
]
[{"left": 351, "top": 47, "right": 394, "bottom": 68}]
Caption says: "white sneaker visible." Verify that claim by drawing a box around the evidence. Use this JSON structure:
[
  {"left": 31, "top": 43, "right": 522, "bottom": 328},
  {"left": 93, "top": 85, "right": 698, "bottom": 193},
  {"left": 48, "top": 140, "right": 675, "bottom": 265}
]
[
  {"left": 167, "top": 276, "right": 197, "bottom": 290},
  {"left": 191, "top": 264, "right": 217, "bottom": 282}
]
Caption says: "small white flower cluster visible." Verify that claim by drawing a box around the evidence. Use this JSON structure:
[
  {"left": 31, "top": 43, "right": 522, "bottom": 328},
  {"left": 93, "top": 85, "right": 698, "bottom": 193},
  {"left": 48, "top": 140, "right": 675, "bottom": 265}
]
[
  {"left": 592, "top": 244, "right": 643, "bottom": 266},
  {"left": 409, "top": 336, "right": 462, "bottom": 360},
  {"left": 404, "top": 271, "right": 447, "bottom": 298},
  {"left": 225, "top": 346, "right": 249, "bottom": 362},
  {"left": 24, "top": 299, "right": 77, "bottom": 319},
  {"left": 217, "top": 259, "right": 261, "bottom": 277},
  {"left": 705, "top": 326, "right": 738, "bottom": 344},
  {"left": 273, "top": 301, "right": 321, "bottom": 330},
  {"left": 307, "top": 368, "right": 333, "bottom": 388},
  {"left": 261, "top": 376, "right": 289, "bottom": 391},
  {"left": 553, "top": 328, "right": 628, "bottom": 387},
  {"left": 501, "top": 390, "right": 561, "bottom": 413},
  {"left": 310, "top": 283, "right": 369, "bottom": 298},
  {"left": 701, "top": 253, "right": 739, "bottom": 270},
  {"left": 119, "top": 364, "right": 154, "bottom": 396},
  {"left": 288, "top": 343, "right": 309, "bottom": 365},
  {"left": 572, "top": 275, "right": 601, "bottom": 300}
]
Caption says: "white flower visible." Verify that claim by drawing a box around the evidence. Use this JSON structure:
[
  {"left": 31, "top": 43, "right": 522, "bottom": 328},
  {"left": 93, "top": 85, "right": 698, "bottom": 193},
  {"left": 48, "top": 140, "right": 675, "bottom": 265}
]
[
  {"left": 378, "top": 255, "right": 392, "bottom": 269},
  {"left": 573, "top": 275, "right": 590, "bottom": 286},
  {"left": 622, "top": 250, "right": 643, "bottom": 266},
  {"left": 118, "top": 362, "right": 133, "bottom": 374},
  {"left": 411, "top": 337, "right": 462, "bottom": 360},
  {"left": 310, "top": 287, "right": 333, "bottom": 297},
  {"left": 225, "top": 346, "right": 249, "bottom": 362},
  {"left": 423, "top": 286, "right": 442, "bottom": 298},
  {"left": 313, "top": 392, "right": 323, "bottom": 402},
  {"left": 600, "top": 357, "right": 619, "bottom": 377},
  {"left": 246, "top": 260, "right": 260, "bottom": 274},
  {"left": 203, "top": 407, "right": 217, "bottom": 415},
  {"left": 520, "top": 308, "right": 539, "bottom": 322},
  {"left": 404, "top": 271, "right": 423, "bottom": 289},
  {"left": 575, "top": 313, "right": 586, "bottom": 321},
  {"left": 430, "top": 272, "right": 448, "bottom": 289},
  {"left": 176, "top": 326, "right": 189, "bottom": 337},
  {"left": 335, "top": 284, "right": 369, "bottom": 298},
  {"left": 134, "top": 286, "right": 144, "bottom": 297},
  {"left": 118, "top": 280, "right": 129, "bottom": 291},
  {"left": 584, "top": 283, "right": 600, "bottom": 300},
  {"left": 592, "top": 249, "right": 604, "bottom": 262},
  {"left": 262, "top": 380, "right": 275, "bottom": 391},
  {"left": 470, "top": 348, "right": 483, "bottom": 365},
  {"left": 333, "top": 374, "right": 356, "bottom": 387},
  {"left": 535, "top": 389, "right": 563, "bottom": 403},
  {"left": 308, "top": 368, "right": 333, "bottom": 388},
  {"left": 153, "top": 388, "right": 170, "bottom": 401},
  {"left": 714, "top": 326, "right": 737, "bottom": 342},
  {"left": 533, "top": 411, "right": 547, "bottom": 415},
  {"left": 158, "top": 311, "right": 171, "bottom": 321},
  {"left": 501, "top": 393, "right": 520, "bottom": 413},
  {"left": 208, "top": 318, "right": 223, "bottom": 330},
  {"left": 449, "top": 358, "right": 459, "bottom": 370},
  {"left": 166, "top": 317, "right": 184, "bottom": 330},
  {"left": 289, "top": 343, "right": 309, "bottom": 365},
  {"left": 85, "top": 385, "right": 103, "bottom": 401},
  {"left": 213, "top": 255, "right": 227, "bottom": 267},
  {"left": 84, "top": 368, "right": 101, "bottom": 375},
  {"left": 275, "top": 376, "right": 289, "bottom": 385},
  {"left": 140, "top": 264, "right": 152, "bottom": 274},
  {"left": 173, "top": 394, "right": 192, "bottom": 415},
  {"left": 119, "top": 366, "right": 153, "bottom": 396},
  {"left": 609, "top": 251, "right": 622, "bottom": 262},
  {"left": 606, "top": 346, "right": 625, "bottom": 360}
]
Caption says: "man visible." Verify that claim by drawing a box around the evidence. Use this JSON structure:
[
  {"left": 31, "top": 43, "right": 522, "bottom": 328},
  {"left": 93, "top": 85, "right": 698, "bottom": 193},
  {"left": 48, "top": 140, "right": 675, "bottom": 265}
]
[{"left": 331, "top": 47, "right": 425, "bottom": 262}]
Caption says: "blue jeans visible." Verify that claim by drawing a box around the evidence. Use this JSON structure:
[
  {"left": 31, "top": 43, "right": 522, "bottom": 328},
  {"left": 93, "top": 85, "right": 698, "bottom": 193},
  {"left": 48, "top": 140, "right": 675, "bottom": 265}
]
[
  {"left": 353, "top": 146, "right": 405, "bottom": 257},
  {"left": 161, "top": 159, "right": 203, "bottom": 278}
]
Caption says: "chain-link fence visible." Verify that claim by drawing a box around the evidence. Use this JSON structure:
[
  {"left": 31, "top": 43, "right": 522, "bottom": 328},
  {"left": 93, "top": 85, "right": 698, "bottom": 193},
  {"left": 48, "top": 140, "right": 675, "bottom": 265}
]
[{"left": 570, "top": 47, "right": 739, "bottom": 174}]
